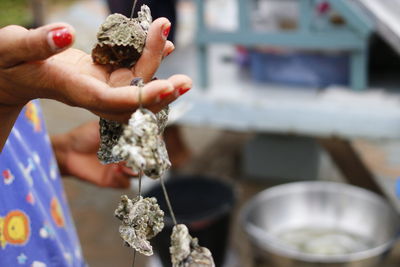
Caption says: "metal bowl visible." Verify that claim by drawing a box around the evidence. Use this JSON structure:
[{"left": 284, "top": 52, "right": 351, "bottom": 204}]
[{"left": 241, "top": 181, "right": 400, "bottom": 267}]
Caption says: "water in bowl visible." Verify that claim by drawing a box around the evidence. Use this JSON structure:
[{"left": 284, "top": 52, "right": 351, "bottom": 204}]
[{"left": 275, "top": 227, "right": 374, "bottom": 256}]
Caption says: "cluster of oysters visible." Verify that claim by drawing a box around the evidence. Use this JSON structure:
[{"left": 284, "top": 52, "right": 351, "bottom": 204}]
[{"left": 92, "top": 5, "right": 215, "bottom": 267}]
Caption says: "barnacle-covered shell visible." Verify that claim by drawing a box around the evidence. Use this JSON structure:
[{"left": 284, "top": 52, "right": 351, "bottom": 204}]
[
  {"left": 156, "top": 106, "right": 170, "bottom": 134},
  {"left": 97, "top": 118, "right": 124, "bottom": 164},
  {"left": 170, "top": 224, "right": 215, "bottom": 267},
  {"left": 115, "top": 195, "right": 164, "bottom": 255},
  {"left": 92, "top": 5, "right": 152, "bottom": 68},
  {"left": 112, "top": 108, "right": 171, "bottom": 178},
  {"left": 97, "top": 77, "right": 169, "bottom": 166},
  {"left": 96, "top": 78, "right": 144, "bottom": 164}
]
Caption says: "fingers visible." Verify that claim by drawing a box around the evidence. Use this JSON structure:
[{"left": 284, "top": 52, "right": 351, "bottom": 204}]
[
  {"left": 0, "top": 23, "right": 75, "bottom": 68},
  {"left": 139, "top": 74, "right": 192, "bottom": 107},
  {"left": 133, "top": 17, "right": 171, "bottom": 82},
  {"left": 102, "top": 165, "right": 131, "bottom": 188},
  {"left": 84, "top": 162, "right": 131, "bottom": 188},
  {"left": 149, "top": 74, "right": 192, "bottom": 111},
  {"left": 117, "top": 162, "right": 138, "bottom": 176},
  {"left": 88, "top": 79, "right": 173, "bottom": 119},
  {"left": 108, "top": 40, "right": 175, "bottom": 88},
  {"left": 162, "top": 41, "right": 175, "bottom": 59},
  {"left": 91, "top": 74, "right": 192, "bottom": 121},
  {"left": 62, "top": 145, "right": 131, "bottom": 188}
]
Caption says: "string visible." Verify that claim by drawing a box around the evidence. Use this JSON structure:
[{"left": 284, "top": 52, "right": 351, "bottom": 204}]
[
  {"left": 131, "top": 78, "right": 144, "bottom": 267},
  {"left": 132, "top": 169, "right": 143, "bottom": 267},
  {"left": 160, "top": 177, "right": 178, "bottom": 226},
  {"left": 130, "top": 0, "right": 139, "bottom": 19},
  {"left": 138, "top": 84, "right": 143, "bottom": 109},
  {"left": 132, "top": 251, "right": 136, "bottom": 267},
  {"left": 138, "top": 169, "right": 143, "bottom": 196}
]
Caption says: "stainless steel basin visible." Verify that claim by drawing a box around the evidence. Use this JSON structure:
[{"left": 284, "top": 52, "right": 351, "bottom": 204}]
[{"left": 241, "top": 182, "right": 400, "bottom": 267}]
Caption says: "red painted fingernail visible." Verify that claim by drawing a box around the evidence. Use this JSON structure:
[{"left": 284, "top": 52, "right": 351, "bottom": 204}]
[
  {"left": 167, "top": 49, "right": 175, "bottom": 56},
  {"left": 49, "top": 27, "right": 73, "bottom": 50},
  {"left": 163, "top": 50, "right": 173, "bottom": 59},
  {"left": 160, "top": 90, "right": 173, "bottom": 100},
  {"left": 162, "top": 24, "right": 171, "bottom": 39},
  {"left": 178, "top": 88, "right": 190, "bottom": 95}
]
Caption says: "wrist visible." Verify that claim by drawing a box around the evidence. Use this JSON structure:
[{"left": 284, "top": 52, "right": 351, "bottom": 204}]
[
  {"left": 0, "top": 104, "right": 23, "bottom": 151},
  {"left": 0, "top": 73, "right": 25, "bottom": 106}
]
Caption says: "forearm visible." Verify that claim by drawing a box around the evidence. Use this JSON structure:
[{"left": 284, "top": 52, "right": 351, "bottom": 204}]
[
  {"left": 50, "top": 132, "right": 70, "bottom": 176},
  {"left": 0, "top": 104, "right": 23, "bottom": 151}
]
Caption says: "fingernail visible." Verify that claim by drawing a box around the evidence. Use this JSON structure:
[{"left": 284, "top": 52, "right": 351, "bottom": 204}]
[
  {"left": 159, "top": 90, "right": 174, "bottom": 100},
  {"left": 162, "top": 24, "right": 171, "bottom": 39},
  {"left": 163, "top": 48, "right": 174, "bottom": 59},
  {"left": 178, "top": 87, "right": 190, "bottom": 95},
  {"left": 48, "top": 27, "right": 73, "bottom": 50},
  {"left": 156, "top": 85, "right": 174, "bottom": 102}
]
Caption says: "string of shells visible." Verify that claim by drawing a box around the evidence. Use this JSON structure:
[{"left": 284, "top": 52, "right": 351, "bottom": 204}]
[{"left": 92, "top": 5, "right": 215, "bottom": 266}]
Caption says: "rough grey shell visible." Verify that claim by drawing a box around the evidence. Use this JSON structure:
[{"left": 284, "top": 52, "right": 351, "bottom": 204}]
[
  {"left": 170, "top": 224, "right": 215, "bottom": 267},
  {"left": 97, "top": 118, "right": 124, "bottom": 164},
  {"left": 156, "top": 106, "right": 170, "bottom": 134},
  {"left": 115, "top": 195, "right": 164, "bottom": 256},
  {"left": 97, "top": 77, "right": 170, "bottom": 169},
  {"left": 92, "top": 5, "right": 152, "bottom": 68},
  {"left": 112, "top": 108, "right": 171, "bottom": 178},
  {"left": 97, "top": 78, "right": 143, "bottom": 164}
]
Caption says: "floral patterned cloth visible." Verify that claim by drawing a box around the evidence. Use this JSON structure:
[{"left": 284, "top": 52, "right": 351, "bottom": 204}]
[{"left": 0, "top": 100, "right": 86, "bottom": 267}]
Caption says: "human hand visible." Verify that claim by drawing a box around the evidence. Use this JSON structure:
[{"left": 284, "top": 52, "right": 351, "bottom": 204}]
[
  {"left": 0, "top": 19, "right": 191, "bottom": 149},
  {"left": 52, "top": 121, "right": 137, "bottom": 188},
  {"left": 0, "top": 18, "right": 191, "bottom": 118}
]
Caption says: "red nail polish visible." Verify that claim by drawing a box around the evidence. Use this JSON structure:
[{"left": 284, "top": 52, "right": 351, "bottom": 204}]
[
  {"left": 160, "top": 90, "right": 173, "bottom": 100},
  {"left": 51, "top": 28, "right": 72, "bottom": 49},
  {"left": 178, "top": 88, "right": 190, "bottom": 95},
  {"left": 163, "top": 50, "right": 173, "bottom": 59},
  {"left": 163, "top": 25, "right": 171, "bottom": 39}
]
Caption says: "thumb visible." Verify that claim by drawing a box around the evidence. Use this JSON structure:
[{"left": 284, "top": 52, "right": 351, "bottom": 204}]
[{"left": 0, "top": 23, "right": 75, "bottom": 68}]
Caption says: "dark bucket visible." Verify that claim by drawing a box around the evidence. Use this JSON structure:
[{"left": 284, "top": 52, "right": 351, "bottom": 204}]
[{"left": 145, "top": 175, "right": 236, "bottom": 267}]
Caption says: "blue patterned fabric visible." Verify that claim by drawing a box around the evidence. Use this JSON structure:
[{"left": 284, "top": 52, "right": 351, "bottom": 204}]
[{"left": 0, "top": 100, "right": 86, "bottom": 267}]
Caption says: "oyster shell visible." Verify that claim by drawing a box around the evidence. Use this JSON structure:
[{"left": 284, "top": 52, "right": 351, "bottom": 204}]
[
  {"left": 94, "top": 6, "right": 152, "bottom": 164},
  {"left": 170, "top": 224, "right": 215, "bottom": 267},
  {"left": 92, "top": 5, "right": 152, "bottom": 68},
  {"left": 115, "top": 195, "right": 164, "bottom": 256},
  {"left": 112, "top": 108, "right": 171, "bottom": 178},
  {"left": 97, "top": 76, "right": 170, "bottom": 170},
  {"left": 97, "top": 118, "right": 124, "bottom": 164},
  {"left": 156, "top": 106, "right": 170, "bottom": 134}
]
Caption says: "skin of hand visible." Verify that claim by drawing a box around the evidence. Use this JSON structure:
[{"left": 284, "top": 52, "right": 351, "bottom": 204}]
[
  {"left": 51, "top": 121, "right": 136, "bottom": 188},
  {"left": 0, "top": 18, "right": 192, "bottom": 150}
]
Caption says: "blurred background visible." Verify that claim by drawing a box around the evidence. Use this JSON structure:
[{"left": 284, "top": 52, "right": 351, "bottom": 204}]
[{"left": 2, "top": 0, "right": 400, "bottom": 266}]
